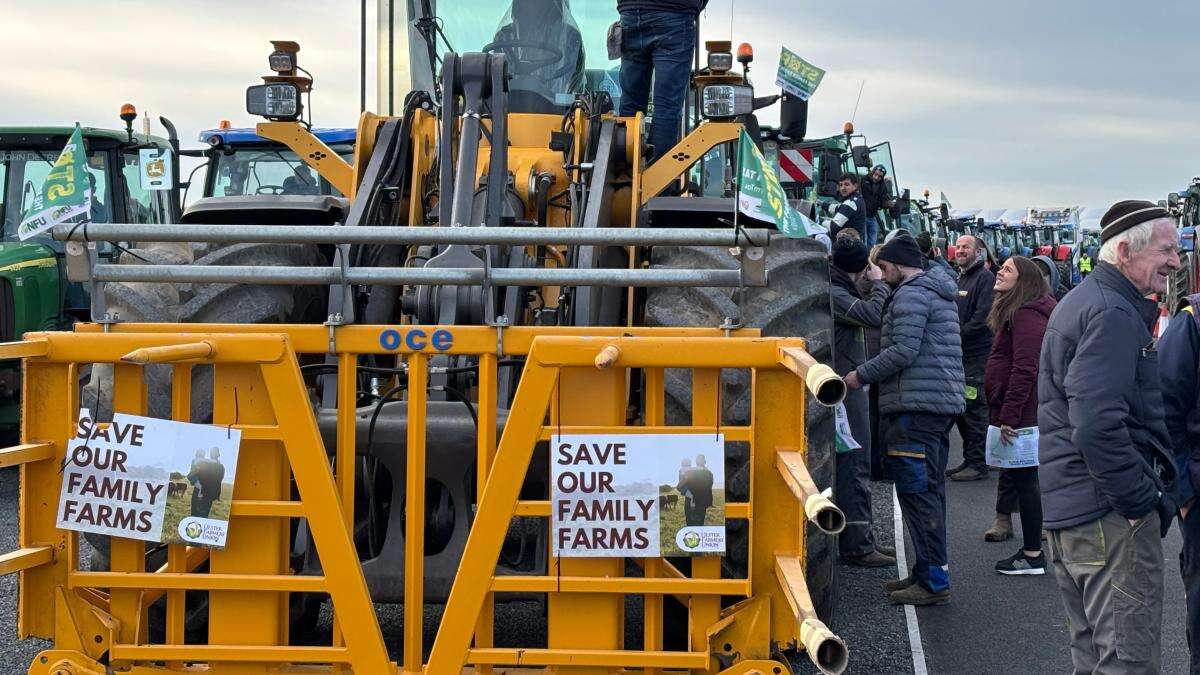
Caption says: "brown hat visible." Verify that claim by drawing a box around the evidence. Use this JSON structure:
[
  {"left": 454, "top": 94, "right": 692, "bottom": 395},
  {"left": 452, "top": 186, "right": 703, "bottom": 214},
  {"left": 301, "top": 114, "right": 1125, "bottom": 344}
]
[{"left": 1099, "top": 199, "right": 1171, "bottom": 244}]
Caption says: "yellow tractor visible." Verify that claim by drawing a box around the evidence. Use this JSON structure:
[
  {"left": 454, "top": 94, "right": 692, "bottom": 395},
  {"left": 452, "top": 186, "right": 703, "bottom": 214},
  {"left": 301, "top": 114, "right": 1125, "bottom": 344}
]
[{"left": 2, "top": 3, "right": 851, "bottom": 673}]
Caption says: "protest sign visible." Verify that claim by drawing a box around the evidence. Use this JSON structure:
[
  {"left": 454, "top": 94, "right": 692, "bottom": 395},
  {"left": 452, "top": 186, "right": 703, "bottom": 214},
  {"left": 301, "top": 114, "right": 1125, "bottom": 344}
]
[
  {"left": 58, "top": 414, "right": 241, "bottom": 548},
  {"left": 552, "top": 433, "right": 725, "bottom": 557},
  {"left": 776, "top": 47, "right": 825, "bottom": 101}
]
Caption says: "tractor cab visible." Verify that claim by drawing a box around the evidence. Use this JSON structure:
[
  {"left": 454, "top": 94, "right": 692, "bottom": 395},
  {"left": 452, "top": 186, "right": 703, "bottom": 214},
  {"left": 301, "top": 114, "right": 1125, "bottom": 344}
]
[
  {"left": 404, "top": 0, "right": 615, "bottom": 114},
  {"left": 195, "top": 126, "right": 356, "bottom": 199},
  {"left": 0, "top": 115, "right": 177, "bottom": 428},
  {"left": 1026, "top": 207, "right": 1077, "bottom": 262},
  {"left": 0, "top": 122, "right": 175, "bottom": 323}
]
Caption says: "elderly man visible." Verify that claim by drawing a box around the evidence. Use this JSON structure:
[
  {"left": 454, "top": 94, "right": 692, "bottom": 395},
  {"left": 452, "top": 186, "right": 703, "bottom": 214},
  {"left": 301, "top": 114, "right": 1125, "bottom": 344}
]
[
  {"left": 845, "top": 236, "right": 964, "bottom": 605},
  {"left": 947, "top": 234, "right": 995, "bottom": 482},
  {"left": 1040, "top": 200, "right": 1181, "bottom": 673}
]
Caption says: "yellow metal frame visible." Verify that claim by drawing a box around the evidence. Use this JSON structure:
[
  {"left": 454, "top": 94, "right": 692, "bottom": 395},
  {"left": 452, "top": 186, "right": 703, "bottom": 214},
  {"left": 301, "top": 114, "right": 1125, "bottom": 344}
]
[
  {"left": 639, "top": 121, "right": 742, "bottom": 205},
  {"left": 2, "top": 323, "right": 839, "bottom": 674},
  {"left": 255, "top": 121, "right": 356, "bottom": 196}
]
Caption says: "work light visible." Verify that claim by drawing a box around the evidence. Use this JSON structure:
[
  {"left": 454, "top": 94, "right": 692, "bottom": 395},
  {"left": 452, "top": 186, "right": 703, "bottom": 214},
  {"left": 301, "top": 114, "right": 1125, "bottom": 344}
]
[
  {"left": 246, "top": 83, "right": 302, "bottom": 121},
  {"left": 268, "top": 49, "right": 296, "bottom": 73},
  {"left": 701, "top": 84, "right": 752, "bottom": 119}
]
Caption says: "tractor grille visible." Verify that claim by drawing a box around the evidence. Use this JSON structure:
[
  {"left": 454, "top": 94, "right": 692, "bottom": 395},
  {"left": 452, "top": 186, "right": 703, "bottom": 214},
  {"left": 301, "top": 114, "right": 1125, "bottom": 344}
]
[{"left": 0, "top": 278, "right": 13, "bottom": 342}]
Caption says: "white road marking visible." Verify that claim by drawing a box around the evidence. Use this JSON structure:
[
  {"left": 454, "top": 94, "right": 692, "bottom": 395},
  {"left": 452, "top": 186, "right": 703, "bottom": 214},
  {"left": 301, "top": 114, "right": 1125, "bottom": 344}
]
[{"left": 893, "top": 486, "right": 929, "bottom": 675}]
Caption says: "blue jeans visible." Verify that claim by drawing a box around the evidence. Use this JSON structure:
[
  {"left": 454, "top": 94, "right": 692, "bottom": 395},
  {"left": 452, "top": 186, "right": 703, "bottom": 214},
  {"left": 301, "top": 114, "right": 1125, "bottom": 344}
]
[
  {"left": 883, "top": 412, "right": 953, "bottom": 592},
  {"left": 618, "top": 9, "right": 696, "bottom": 162},
  {"left": 864, "top": 216, "right": 879, "bottom": 249}
]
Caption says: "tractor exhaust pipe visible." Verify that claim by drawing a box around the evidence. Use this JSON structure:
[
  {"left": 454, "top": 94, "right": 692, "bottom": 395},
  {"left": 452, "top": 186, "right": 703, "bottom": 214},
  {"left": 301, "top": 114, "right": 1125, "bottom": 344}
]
[
  {"left": 777, "top": 346, "right": 846, "bottom": 407},
  {"left": 776, "top": 555, "right": 849, "bottom": 675},
  {"left": 776, "top": 450, "right": 846, "bottom": 535}
]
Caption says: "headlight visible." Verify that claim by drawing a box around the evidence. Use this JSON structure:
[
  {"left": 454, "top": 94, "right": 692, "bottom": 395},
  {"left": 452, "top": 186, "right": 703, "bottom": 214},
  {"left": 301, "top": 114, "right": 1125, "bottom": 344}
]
[
  {"left": 268, "top": 50, "right": 296, "bottom": 73},
  {"left": 246, "top": 83, "right": 301, "bottom": 120},
  {"left": 707, "top": 51, "right": 733, "bottom": 72},
  {"left": 702, "top": 84, "right": 752, "bottom": 119}
]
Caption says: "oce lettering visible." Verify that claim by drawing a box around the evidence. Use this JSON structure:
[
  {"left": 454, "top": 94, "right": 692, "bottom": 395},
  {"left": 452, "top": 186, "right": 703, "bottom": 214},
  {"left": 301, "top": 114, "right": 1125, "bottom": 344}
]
[{"left": 378, "top": 328, "right": 454, "bottom": 352}]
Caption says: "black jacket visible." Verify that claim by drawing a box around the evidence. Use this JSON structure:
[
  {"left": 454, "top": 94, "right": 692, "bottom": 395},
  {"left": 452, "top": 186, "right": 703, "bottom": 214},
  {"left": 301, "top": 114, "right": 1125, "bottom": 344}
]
[
  {"left": 860, "top": 176, "right": 893, "bottom": 215},
  {"left": 956, "top": 258, "right": 995, "bottom": 360},
  {"left": 1037, "top": 261, "right": 1175, "bottom": 529},
  {"left": 831, "top": 267, "right": 889, "bottom": 451},
  {"left": 1157, "top": 293, "right": 1200, "bottom": 506},
  {"left": 617, "top": 0, "right": 705, "bottom": 14},
  {"left": 830, "top": 266, "right": 889, "bottom": 376}
]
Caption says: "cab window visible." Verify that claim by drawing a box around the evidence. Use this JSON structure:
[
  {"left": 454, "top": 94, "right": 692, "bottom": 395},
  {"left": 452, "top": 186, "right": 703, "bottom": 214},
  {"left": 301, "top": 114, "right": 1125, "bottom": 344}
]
[{"left": 120, "top": 151, "right": 171, "bottom": 224}]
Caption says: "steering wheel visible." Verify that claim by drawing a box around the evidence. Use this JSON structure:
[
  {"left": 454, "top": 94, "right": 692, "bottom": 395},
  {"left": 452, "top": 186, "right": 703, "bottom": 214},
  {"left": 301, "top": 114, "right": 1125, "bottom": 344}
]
[
  {"left": 483, "top": 39, "right": 563, "bottom": 71},
  {"left": 256, "top": 185, "right": 286, "bottom": 196}
]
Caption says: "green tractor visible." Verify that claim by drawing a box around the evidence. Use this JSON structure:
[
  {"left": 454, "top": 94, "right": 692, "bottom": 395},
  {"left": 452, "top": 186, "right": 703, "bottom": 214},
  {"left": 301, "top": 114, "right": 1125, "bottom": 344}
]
[{"left": 0, "top": 115, "right": 178, "bottom": 429}]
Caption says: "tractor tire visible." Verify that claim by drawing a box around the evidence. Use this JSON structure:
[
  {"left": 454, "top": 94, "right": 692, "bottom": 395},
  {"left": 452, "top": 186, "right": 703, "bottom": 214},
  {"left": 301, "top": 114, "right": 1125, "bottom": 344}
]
[
  {"left": 644, "top": 237, "right": 838, "bottom": 624},
  {"left": 1055, "top": 260, "right": 1073, "bottom": 296},
  {"left": 85, "top": 241, "right": 328, "bottom": 637},
  {"left": 178, "top": 242, "right": 327, "bottom": 421}
]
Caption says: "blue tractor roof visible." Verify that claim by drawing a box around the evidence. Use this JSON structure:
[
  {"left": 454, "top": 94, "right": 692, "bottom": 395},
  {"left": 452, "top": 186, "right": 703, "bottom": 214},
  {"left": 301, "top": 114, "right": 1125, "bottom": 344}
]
[{"left": 198, "top": 127, "right": 356, "bottom": 145}]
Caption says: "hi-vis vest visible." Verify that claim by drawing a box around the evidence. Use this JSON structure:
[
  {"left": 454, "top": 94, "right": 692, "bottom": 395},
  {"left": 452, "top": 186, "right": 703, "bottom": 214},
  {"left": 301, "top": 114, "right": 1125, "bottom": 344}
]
[{"left": 1079, "top": 255, "right": 1093, "bottom": 272}]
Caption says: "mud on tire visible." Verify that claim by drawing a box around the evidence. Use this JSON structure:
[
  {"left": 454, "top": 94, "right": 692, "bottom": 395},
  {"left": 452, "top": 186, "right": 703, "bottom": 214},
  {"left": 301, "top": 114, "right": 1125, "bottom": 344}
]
[{"left": 644, "top": 237, "right": 838, "bottom": 623}]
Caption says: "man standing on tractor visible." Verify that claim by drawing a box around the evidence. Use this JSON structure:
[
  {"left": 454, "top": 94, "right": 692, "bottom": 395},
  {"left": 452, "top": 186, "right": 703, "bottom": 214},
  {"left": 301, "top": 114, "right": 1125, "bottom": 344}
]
[
  {"left": 947, "top": 234, "right": 995, "bottom": 482},
  {"left": 616, "top": 0, "right": 704, "bottom": 162},
  {"left": 1078, "top": 249, "right": 1093, "bottom": 279},
  {"left": 1039, "top": 200, "right": 1180, "bottom": 673},
  {"left": 860, "top": 165, "right": 894, "bottom": 248},
  {"left": 844, "top": 236, "right": 964, "bottom": 605},
  {"left": 828, "top": 172, "right": 867, "bottom": 240}
]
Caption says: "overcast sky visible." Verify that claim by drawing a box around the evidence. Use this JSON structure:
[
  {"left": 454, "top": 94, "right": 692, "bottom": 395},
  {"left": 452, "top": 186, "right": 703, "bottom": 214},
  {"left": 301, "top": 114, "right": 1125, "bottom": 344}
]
[{"left": 2, "top": 0, "right": 1196, "bottom": 208}]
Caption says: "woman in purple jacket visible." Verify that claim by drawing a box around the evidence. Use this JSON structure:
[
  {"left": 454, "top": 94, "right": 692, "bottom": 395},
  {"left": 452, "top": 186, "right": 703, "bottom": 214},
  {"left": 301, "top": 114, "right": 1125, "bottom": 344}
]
[{"left": 983, "top": 256, "right": 1057, "bottom": 575}]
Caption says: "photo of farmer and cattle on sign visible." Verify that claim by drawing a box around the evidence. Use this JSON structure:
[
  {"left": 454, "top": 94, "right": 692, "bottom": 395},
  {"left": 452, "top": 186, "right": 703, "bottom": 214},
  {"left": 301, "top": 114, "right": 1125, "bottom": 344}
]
[{"left": 56, "top": 411, "right": 241, "bottom": 549}]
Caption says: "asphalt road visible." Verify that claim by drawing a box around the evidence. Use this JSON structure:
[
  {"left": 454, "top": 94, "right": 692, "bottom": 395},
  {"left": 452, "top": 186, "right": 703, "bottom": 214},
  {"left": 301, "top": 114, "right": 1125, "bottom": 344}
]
[
  {"left": 0, "top": 429, "right": 1189, "bottom": 674},
  {"left": 916, "top": 430, "right": 1189, "bottom": 674}
]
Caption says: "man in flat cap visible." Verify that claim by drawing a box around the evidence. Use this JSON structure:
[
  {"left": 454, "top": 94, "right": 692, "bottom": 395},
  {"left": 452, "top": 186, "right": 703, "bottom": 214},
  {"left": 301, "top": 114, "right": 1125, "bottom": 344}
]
[
  {"left": 1039, "top": 199, "right": 1181, "bottom": 673},
  {"left": 845, "top": 235, "right": 964, "bottom": 605}
]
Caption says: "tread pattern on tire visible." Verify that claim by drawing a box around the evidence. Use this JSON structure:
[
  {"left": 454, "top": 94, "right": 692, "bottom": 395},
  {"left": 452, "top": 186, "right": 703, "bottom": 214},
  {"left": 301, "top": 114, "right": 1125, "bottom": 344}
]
[{"left": 644, "top": 237, "right": 838, "bottom": 623}]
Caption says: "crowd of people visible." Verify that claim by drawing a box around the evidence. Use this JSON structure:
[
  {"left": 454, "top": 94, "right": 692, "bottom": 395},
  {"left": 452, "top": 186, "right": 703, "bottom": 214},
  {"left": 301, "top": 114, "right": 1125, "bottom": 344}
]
[
  {"left": 827, "top": 199, "right": 1200, "bottom": 673},
  {"left": 604, "top": 4, "right": 1191, "bottom": 668}
]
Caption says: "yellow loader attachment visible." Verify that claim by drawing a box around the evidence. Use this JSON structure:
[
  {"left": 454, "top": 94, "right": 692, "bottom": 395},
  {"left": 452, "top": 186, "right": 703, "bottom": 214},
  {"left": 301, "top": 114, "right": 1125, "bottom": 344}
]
[{"left": 2, "top": 324, "right": 847, "bottom": 675}]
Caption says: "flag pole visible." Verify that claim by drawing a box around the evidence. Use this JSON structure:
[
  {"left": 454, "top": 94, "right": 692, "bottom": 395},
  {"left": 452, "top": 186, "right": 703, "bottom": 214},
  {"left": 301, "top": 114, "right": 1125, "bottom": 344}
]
[{"left": 732, "top": 129, "right": 741, "bottom": 237}]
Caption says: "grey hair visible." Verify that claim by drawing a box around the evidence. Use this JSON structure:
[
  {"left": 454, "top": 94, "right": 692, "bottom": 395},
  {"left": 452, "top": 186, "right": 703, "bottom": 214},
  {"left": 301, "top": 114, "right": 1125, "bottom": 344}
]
[{"left": 1098, "top": 220, "right": 1157, "bottom": 264}]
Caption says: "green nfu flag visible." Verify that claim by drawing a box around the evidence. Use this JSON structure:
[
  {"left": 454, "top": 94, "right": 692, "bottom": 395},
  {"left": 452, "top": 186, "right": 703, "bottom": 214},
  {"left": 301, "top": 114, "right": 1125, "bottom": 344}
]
[
  {"left": 18, "top": 124, "right": 91, "bottom": 241},
  {"left": 736, "top": 130, "right": 824, "bottom": 238}
]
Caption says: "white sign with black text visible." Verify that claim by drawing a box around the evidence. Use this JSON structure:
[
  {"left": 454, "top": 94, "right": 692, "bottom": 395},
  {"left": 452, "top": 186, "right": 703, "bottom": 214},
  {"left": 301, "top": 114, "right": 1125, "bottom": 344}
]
[
  {"left": 57, "top": 413, "right": 241, "bottom": 548},
  {"left": 551, "top": 433, "right": 725, "bottom": 558}
]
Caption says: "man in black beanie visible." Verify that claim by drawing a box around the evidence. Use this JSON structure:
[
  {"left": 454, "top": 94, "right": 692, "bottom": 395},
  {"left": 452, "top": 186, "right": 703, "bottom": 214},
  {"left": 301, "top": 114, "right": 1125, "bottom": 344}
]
[
  {"left": 1039, "top": 199, "right": 1180, "bottom": 672},
  {"left": 845, "top": 235, "right": 965, "bottom": 604},
  {"left": 830, "top": 237, "right": 894, "bottom": 567}
]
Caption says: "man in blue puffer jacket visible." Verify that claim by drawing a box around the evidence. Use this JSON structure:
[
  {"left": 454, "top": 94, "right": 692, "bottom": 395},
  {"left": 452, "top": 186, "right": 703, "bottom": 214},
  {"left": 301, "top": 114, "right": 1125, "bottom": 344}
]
[{"left": 845, "top": 235, "right": 965, "bottom": 605}]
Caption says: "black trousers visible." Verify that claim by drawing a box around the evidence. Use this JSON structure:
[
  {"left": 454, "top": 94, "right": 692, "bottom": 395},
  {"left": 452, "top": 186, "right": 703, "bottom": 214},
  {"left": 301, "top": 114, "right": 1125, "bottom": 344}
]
[
  {"left": 954, "top": 354, "right": 989, "bottom": 469},
  {"left": 1180, "top": 503, "right": 1200, "bottom": 673},
  {"left": 994, "top": 467, "right": 1042, "bottom": 551}
]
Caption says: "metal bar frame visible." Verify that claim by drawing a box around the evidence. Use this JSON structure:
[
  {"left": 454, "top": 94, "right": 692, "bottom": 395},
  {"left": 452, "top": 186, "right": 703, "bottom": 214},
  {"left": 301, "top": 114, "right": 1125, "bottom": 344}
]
[
  {"left": 5, "top": 323, "right": 838, "bottom": 674},
  {"left": 54, "top": 223, "right": 773, "bottom": 247}
]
